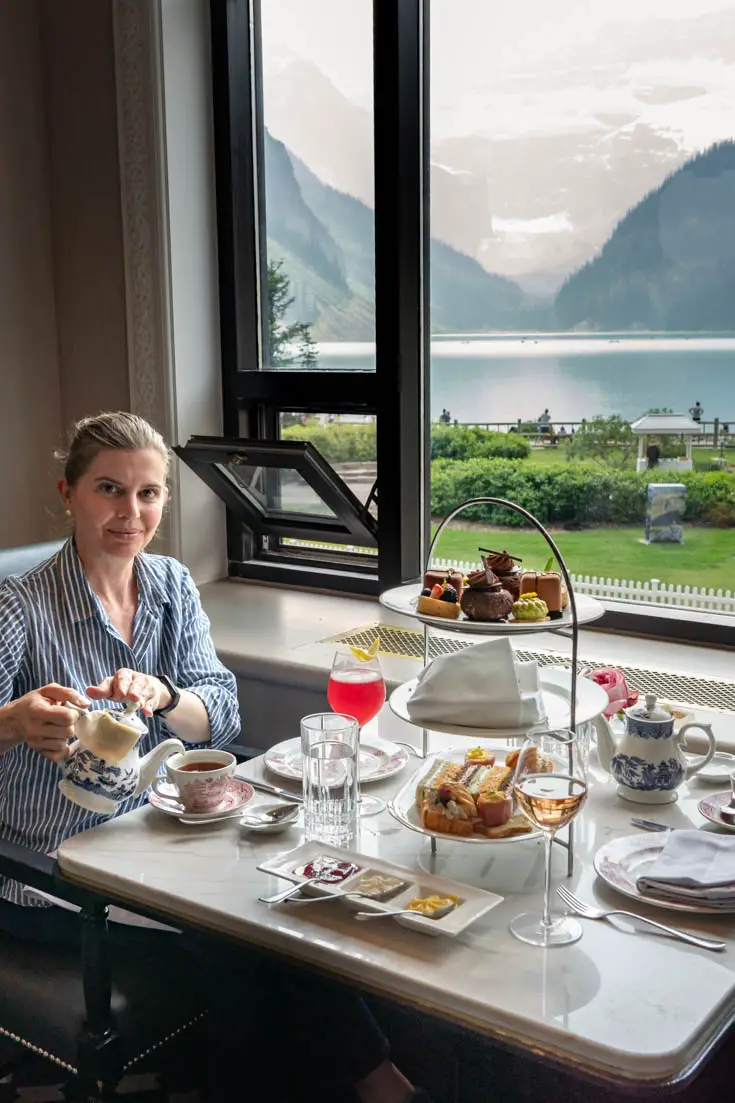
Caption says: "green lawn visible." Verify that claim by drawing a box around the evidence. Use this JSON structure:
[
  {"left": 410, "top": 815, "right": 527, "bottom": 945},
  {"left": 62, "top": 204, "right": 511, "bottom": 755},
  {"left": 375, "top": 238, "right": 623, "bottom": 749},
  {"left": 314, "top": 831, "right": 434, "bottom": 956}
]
[
  {"left": 522, "top": 443, "right": 735, "bottom": 471},
  {"left": 431, "top": 525, "right": 735, "bottom": 591}
]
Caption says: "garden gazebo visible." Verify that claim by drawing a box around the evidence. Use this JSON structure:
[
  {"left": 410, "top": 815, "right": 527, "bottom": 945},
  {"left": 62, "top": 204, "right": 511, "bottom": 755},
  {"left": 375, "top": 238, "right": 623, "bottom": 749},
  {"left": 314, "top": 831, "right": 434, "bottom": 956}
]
[{"left": 630, "top": 413, "right": 702, "bottom": 472}]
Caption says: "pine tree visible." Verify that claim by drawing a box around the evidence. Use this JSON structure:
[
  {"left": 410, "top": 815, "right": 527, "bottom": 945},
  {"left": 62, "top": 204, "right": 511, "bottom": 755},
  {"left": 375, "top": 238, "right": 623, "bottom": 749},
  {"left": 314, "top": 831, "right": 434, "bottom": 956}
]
[{"left": 267, "top": 260, "right": 318, "bottom": 368}]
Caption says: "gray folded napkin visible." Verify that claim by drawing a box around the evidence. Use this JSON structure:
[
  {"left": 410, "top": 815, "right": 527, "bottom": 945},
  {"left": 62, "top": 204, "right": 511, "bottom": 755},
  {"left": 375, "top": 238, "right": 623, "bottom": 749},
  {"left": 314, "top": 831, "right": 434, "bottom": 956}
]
[{"left": 636, "top": 831, "right": 735, "bottom": 909}]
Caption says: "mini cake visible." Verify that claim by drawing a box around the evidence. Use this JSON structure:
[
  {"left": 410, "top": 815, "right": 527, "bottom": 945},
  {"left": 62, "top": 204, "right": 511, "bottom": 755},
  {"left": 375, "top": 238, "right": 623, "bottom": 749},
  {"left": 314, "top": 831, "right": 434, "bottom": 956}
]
[
  {"left": 482, "top": 550, "right": 522, "bottom": 600},
  {"left": 460, "top": 569, "right": 513, "bottom": 622},
  {"left": 465, "top": 746, "right": 496, "bottom": 767},
  {"left": 423, "top": 569, "right": 464, "bottom": 599},
  {"left": 520, "top": 571, "right": 563, "bottom": 619},
  {"left": 511, "top": 593, "right": 549, "bottom": 621},
  {"left": 477, "top": 789, "right": 513, "bottom": 828},
  {"left": 417, "top": 582, "right": 460, "bottom": 619}
]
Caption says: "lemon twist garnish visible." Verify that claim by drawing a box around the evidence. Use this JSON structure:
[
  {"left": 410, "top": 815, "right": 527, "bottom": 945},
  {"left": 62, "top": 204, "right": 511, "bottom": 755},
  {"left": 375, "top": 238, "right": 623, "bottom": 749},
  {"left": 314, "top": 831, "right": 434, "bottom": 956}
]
[{"left": 349, "top": 635, "right": 380, "bottom": 662}]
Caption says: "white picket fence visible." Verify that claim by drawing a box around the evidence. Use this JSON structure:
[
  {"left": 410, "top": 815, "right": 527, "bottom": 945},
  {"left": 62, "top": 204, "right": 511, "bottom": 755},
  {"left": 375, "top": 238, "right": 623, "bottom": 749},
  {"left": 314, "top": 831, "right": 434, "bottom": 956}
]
[{"left": 431, "top": 558, "right": 735, "bottom": 615}]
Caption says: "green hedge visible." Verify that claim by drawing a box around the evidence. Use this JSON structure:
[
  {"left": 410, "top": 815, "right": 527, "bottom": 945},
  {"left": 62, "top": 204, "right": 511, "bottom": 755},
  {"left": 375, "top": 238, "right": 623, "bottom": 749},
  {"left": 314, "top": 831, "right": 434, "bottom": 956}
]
[
  {"left": 430, "top": 425, "right": 530, "bottom": 461},
  {"left": 281, "top": 422, "right": 531, "bottom": 465},
  {"left": 281, "top": 422, "right": 377, "bottom": 462},
  {"left": 430, "top": 459, "right": 735, "bottom": 527}
]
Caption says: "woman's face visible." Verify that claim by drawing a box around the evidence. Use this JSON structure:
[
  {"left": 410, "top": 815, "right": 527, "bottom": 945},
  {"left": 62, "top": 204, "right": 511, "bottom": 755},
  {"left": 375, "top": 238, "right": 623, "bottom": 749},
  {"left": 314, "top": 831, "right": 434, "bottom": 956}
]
[{"left": 59, "top": 448, "right": 169, "bottom": 561}]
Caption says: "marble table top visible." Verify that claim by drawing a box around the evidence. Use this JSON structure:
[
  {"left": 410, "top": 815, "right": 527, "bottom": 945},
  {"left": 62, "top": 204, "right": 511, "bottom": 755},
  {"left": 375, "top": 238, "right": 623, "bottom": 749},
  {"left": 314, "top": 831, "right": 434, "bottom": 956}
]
[{"left": 57, "top": 740, "right": 735, "bottom": 1089}]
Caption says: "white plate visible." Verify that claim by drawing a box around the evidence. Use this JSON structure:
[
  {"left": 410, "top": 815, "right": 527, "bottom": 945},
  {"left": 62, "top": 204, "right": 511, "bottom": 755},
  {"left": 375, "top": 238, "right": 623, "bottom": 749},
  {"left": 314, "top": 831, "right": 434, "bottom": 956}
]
[
  {"left": 594, "top": 833, "right": 735, "bottom": 914},
  {"left": 257, "top": 840, "right": 503, "bottom": 937},
  {"left": 148, "top": 777, "right": 254, "bottom": 821},
  {"left": 698, "top": 791, "right": 735, "bottom": 833},
  {"left": 389, "top": 667, "right": 608, "bottom": 738},
  {"left": 265, "top": 736, "right": 409, "bottom": 784},
  {"left": 690, "top": 752, "right": 735, "bottom": 785},
  {"left": 387, "top": 750, "right": 542, "bottom": 846},
  {"left": 380, "top": 582, "right": 605, "bottom": 634}
]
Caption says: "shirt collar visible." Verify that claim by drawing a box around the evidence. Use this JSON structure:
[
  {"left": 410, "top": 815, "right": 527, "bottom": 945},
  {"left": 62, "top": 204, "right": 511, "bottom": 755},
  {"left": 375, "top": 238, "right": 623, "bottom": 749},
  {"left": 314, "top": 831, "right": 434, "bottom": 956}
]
[{"left": 56, "top": 539, "right": 169, "bottom": 624}]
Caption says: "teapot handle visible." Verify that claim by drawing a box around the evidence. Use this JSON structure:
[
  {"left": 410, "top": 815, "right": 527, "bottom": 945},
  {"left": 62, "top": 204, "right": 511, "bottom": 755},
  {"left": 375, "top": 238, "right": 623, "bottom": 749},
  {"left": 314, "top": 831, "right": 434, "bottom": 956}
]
[{"left": 679, "top": 723, "right": 716, "bottom": 779}]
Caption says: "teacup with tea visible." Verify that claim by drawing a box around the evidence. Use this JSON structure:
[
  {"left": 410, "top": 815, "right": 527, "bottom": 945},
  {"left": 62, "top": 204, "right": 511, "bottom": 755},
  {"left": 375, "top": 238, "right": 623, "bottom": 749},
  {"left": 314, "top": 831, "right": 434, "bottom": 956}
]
[{"left": 152, "top": 748, "right": 236, "bottom": 813}]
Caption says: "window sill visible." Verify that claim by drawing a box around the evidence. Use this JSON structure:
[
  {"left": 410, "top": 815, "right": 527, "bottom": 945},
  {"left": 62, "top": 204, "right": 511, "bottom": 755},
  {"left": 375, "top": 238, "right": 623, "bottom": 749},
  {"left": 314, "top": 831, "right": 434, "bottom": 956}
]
[{"left": 200, "top": 578, "right": 735, "bottom": 690}]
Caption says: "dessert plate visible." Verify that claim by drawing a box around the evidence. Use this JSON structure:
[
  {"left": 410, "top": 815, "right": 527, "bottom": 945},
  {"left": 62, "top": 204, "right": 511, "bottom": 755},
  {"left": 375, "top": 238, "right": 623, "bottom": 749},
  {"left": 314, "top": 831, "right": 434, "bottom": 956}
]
[
  {"left": 148, "top": 777, "right": 254, "bottom": 821},
  {"left": 389, "top": 667, "right": 608, "bottom": 739},
  {"left": 689, "top": 752, "right": 735, "bottom": 785},
  {"left": 258, "top": 840, "right": 503, "bottom": 937},
  {"left": 594, "top": 833, "right": 735, "bottom": 914},
  {"left": 265, "top": 736, "right": 409, "bottom": 784},
  {"left": 379, "top": 582, "right": 605, "bottom": 634},
  {"left": 697, "top": 791, "right": 735, "bottom": 833},
  {"left": 388, "top": 751, "right": 543, "bottom": 845}
]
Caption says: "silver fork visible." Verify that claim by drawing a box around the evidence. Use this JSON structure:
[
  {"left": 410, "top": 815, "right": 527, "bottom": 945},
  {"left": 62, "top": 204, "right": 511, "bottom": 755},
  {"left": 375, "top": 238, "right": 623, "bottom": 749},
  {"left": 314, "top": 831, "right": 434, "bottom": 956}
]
[{"left": 556, "top": 886, "right": 726, "bottom": 952}]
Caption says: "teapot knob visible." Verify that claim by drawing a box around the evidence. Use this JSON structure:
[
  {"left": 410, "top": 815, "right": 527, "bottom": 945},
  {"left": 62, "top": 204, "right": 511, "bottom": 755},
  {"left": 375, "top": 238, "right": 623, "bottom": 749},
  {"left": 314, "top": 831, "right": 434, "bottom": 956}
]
[{"left": 644, "top": 693, "right": 657, "bottom": 714}]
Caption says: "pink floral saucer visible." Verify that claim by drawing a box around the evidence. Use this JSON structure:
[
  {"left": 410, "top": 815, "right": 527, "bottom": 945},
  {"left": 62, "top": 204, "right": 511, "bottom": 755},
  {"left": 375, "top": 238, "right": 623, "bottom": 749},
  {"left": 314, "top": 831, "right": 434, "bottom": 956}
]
[
  {"left": 698, "top": 791, "right": 735, "bottom": 834},
  {"left": 148, "top": 777, "right": 254, "bottom": 821}
]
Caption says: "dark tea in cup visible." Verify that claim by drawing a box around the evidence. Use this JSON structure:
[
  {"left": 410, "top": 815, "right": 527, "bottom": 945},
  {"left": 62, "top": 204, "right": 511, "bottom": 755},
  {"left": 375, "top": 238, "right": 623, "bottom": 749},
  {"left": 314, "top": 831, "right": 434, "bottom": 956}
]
[{"left": 152, "top": 749, "right": 236, "bottom": 811}]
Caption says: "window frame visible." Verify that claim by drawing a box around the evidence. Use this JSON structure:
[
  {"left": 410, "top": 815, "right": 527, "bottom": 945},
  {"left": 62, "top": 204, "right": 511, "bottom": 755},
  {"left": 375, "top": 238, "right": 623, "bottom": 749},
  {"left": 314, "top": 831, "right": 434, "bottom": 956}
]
[
  {"left": 209, "top": 0, "right": 732, "bottom": 646},
  {"left": 209, "top": 0, "right": 430, "bottom": 595}
]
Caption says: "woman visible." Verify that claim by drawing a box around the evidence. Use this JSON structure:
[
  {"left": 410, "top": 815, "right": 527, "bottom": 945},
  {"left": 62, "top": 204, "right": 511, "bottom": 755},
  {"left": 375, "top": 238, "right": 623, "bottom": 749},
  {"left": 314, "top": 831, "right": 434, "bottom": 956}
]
[{"left": 0, "top": 412, "right": 430, "bottom": 1103}]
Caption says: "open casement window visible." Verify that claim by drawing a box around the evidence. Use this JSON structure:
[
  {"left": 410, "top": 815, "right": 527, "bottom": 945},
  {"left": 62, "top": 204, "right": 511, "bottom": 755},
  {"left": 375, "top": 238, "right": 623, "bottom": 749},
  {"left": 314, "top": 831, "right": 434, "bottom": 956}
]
[{"left": 175, "top": 437, "right": 379, "bottom": 587}]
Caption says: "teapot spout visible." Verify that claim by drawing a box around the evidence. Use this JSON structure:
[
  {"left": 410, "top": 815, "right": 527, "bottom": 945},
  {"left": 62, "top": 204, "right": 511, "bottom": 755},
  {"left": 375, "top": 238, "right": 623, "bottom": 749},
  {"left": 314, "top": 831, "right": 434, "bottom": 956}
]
[
  {"left": 592, "top": 715, "right": 617, "bottom": 773},
  {"left": 136, "top": 738, "right": 185, "bottom": 796}
]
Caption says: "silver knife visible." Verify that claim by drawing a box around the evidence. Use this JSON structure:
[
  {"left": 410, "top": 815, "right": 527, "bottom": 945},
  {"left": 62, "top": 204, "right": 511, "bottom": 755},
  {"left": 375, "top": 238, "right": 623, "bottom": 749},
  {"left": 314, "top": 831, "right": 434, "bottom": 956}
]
[
  {"left": 630, "top": 817, "right": 673, "bottom": 832},
  {"left": 243, "top": 778, "right": 304, "bottom": 804}
]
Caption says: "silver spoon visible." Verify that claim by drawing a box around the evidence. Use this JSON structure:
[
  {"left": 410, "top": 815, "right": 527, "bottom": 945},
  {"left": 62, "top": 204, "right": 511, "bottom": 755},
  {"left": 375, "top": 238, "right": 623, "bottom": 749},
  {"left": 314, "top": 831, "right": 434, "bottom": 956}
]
[
  {"left": 240, "top": 804, "right": 300, "bottom": 828},
  {"left": 180, "top": 803, "right": 299, "bottom": 827},
  {"left": 354, "top": 902, "right": 456, "bottom": 922}
]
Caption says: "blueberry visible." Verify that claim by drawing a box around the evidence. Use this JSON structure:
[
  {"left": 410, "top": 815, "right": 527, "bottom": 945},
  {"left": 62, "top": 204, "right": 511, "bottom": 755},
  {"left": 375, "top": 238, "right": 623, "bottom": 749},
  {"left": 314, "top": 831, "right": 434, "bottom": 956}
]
[
  {"left": 420, "top": 587, "right": 432, "bottom": 597},
  {"left": 440, "top": 586, "right": 458, "bottom": 603}
]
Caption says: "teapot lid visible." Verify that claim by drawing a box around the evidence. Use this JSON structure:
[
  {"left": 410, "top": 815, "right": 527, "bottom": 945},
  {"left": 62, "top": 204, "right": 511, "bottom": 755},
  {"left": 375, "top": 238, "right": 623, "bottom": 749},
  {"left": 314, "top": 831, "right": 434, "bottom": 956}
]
[
  {"left": 628, "top": 693, "right": 670, "bottom": 722},
  {"left": 114, "top": 702, "right": 147, "bottom": 735}
]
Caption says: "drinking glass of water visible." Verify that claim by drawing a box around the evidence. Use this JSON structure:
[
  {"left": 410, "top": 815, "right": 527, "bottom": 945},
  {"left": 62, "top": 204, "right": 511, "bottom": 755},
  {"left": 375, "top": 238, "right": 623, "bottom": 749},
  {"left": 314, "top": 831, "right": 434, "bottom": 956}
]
[{"left": 301, "top": 713, "right": 359, "bottom": 846}]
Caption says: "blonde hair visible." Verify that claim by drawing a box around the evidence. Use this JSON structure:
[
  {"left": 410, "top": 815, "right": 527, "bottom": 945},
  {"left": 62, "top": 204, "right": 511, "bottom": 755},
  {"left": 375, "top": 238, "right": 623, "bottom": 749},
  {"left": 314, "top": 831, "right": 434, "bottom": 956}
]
[{"left": 56, "top": 411, "right": 170, "bottom": 486}]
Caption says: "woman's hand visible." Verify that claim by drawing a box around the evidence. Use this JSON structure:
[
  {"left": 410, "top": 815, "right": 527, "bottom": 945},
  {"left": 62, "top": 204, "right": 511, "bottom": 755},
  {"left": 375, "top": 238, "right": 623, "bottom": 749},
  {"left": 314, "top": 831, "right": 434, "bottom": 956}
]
[
  {"left": 9, "top": 684, "right": 91, "bottom": 763},
  {"left": 86, "top": 669, "right": 172, "bottom": 718}
]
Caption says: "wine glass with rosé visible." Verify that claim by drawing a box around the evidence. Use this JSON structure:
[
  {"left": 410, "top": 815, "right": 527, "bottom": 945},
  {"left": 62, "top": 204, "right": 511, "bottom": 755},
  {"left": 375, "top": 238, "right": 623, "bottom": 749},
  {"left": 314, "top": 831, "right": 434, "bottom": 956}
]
[
  {"left": 327, "top": 640, "right": 387, "bottom": 816},
  {"left": 509, "top": 730, "right": 588, "bottom": 948}
]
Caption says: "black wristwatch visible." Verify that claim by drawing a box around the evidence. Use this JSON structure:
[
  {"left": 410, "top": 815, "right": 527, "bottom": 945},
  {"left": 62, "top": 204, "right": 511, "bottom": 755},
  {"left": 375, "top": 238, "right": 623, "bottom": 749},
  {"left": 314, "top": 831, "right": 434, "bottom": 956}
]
[{"left": 154, "top": 674, "right": 181, "bottom": 717}]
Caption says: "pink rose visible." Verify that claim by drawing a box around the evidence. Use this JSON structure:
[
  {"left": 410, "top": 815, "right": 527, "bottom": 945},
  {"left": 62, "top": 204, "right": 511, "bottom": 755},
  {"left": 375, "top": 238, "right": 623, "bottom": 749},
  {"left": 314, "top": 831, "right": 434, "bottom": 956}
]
[{"left": 583, "top": 666, "right": 639, "bottom": 719}]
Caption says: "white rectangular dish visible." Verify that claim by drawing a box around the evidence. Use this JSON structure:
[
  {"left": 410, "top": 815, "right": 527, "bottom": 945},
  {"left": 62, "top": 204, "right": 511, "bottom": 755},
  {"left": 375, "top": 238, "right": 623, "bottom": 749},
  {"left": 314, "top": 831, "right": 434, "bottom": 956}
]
[{"left": 257, "top": 840, "right": 503, "bottom": 937}]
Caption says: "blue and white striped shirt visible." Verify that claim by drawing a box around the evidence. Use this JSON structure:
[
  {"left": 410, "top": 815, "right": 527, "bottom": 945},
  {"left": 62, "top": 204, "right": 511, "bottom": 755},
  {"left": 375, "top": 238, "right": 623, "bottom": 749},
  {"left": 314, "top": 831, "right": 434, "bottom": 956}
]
[{"left": 0, "top": 539, "right": 240, "bottom": 905}]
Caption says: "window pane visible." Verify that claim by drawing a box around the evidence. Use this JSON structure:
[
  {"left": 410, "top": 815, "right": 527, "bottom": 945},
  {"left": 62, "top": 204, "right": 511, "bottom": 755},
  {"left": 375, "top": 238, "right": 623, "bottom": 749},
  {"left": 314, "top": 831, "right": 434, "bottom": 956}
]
[
  {"left": 218, "top": 461, "right": 336, "bottom": 517},
  {"left": 260, "top": 0, "right": 376, "bottom": 369},
  {"left": 430, "top": 3, "right": 735, "bottom": 619},
  {"left": 279, "top": 413, "right": 377, "bottom": 514}
]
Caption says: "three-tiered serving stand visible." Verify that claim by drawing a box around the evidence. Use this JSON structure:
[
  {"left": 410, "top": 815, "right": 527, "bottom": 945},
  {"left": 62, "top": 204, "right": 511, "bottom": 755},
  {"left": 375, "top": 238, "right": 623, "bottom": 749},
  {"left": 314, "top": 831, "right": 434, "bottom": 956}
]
[{"left": 379, "top": 497, "right": 606, "bottom": 874}]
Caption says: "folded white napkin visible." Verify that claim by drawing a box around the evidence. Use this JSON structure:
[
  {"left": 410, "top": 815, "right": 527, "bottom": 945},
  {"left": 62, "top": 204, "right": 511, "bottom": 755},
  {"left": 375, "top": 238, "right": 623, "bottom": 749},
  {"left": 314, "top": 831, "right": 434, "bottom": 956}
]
[
  {"left": 406, "top": 637, "right": 547, "bottom": 730},
  {"left": 636, "top": 831, "right": 735, "bottom": 909}
]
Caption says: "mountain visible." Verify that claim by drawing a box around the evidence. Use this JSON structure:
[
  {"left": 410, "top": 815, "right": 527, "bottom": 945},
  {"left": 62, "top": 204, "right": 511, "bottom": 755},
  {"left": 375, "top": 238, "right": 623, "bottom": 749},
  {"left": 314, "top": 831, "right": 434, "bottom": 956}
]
[
  {"left": 264, "top": 59, "right": 374, "bottom": 206},
  {"left": 263, "top": 9, "right": 735, "bottom": 290},
  {"left": 554, "top": 142, "right": 735, "bottom": 331},
  {"left": 264, "top": 129, "right": 537, "bottom": 339}
]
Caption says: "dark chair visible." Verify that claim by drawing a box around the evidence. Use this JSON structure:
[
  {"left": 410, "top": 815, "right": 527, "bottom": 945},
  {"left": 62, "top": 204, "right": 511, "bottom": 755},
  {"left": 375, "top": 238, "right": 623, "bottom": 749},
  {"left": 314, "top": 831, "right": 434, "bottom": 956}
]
[
  {"left": 0, "top": 840, "right": 208, "bottom": 1102},
  {"left": 0, "top": 541, "right": 64, "bottom": 582}
]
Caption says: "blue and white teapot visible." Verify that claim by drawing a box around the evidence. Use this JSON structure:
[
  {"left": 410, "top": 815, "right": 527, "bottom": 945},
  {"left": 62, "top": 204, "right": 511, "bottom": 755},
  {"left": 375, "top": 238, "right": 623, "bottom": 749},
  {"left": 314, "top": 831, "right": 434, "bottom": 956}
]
[
  {"left": 596, "top": 693, "right": 716, "bottom": 804},
  {"left": 59, "top": 703, "right": 184, "bottom": 815}
]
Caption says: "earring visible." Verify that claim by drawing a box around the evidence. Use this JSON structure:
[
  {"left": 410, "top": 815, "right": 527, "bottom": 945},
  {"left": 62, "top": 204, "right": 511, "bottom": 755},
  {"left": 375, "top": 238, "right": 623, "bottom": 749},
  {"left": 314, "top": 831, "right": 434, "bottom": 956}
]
[{"left": 65, "top": 510, "right": 72, "bottom": 517}]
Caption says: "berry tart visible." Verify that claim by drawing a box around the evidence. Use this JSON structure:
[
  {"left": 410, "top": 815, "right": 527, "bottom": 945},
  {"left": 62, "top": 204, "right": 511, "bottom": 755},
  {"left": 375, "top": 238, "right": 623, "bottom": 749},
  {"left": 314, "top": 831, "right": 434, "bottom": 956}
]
[{"left": 416, "top": 581, "right": 461, "bottom": 619}]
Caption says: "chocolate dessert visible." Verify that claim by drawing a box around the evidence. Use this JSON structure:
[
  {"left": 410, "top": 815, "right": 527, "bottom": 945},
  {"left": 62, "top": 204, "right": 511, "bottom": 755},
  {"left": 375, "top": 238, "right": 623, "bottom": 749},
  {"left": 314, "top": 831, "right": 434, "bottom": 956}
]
[
  {"left": 460, "top": 568, "right": 513, "bottom": 622},
  {"left": 480, "top": 549, "right": 522, "bottom": 600},
  {"left": 520, "top": 571, "right": 563, "bottom": 618}
]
